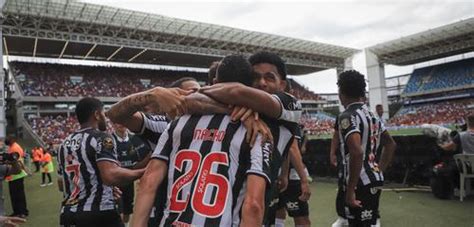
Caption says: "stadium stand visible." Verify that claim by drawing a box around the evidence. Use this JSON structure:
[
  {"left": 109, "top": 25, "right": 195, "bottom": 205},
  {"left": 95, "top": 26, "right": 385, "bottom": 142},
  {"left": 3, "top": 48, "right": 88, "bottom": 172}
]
[
  {"left": 404, "top": 58, "right": 474, "bottom": 95},
  {"left": 27, "top": 114, "right": 115, "bottom": 147},
  {"left": 388, "top": 99, "right": 473, "bottom": 127},
  {"left": 11, "top": 62, "right": 207, "bottom": 97},
  {"left": 15, "top": 62, "right": 327, "bottom": 147},
  {"left": 301, "top": 112, "right": 336, "bottom": 136}
]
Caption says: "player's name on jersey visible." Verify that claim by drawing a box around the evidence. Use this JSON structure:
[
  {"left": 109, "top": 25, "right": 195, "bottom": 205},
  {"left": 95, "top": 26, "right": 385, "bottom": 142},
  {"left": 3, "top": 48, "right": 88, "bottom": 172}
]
[{"left": 193, "top": 128, "right": 226, "bottom": 142}]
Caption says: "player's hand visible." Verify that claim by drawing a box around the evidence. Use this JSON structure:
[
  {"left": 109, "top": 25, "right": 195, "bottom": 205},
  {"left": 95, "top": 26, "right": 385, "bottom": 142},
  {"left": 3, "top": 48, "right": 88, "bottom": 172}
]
[
  {"left": 231, "top": 106, "right": 256, "bottom": 122},
  {"left": 298, "top": 180, "right": 311, "bottom": 201},
  {"left": 330, "top": 152, "right": 337, "bottom": 168},
  {"left": 148, "top": 87, "right": 191, "bottom": 118},
  {"left": 277, "top": 176, "right": 288, "bottom": 192},
  {"left": 345, "top": 190, "right": 362, "bottom": 208},
  {"left": 113, "top": 187, "right": 122, "bottom": 201},
  {"left": 0, "top": 216, "right": 26, "bottom": 227},
  {"left": 242, "top": 117, "right": 273, "bottom": 147}
]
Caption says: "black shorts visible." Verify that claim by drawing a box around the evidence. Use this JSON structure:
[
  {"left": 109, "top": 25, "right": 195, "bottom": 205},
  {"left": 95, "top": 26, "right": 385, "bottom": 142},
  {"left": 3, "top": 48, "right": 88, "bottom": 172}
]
[
  {"left": 60, "top": 210, "right": 123, "bottom": 227},
  {"left": 336, "top": 185, "right": 381, "bottom": 227},
  {"left": 278, "top": 180, "right": 309, "bottom": 217},
  {"left": 118, "top": 183, "right": 135, "bottom": 215}
]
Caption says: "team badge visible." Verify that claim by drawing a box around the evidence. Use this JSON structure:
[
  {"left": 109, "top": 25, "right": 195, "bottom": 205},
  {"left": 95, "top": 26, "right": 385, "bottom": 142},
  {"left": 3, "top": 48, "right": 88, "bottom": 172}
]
[
  {"left": 341, "top": 118, "right": 350, "bottom": 130},
  {"left": 103, "top": 137, "right": 114, "bottom": 150}
]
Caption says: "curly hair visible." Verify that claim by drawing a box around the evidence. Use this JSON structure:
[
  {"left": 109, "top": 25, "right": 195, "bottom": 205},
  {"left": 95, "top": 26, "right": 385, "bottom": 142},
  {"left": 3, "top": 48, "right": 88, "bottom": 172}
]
[
  {"left": 249, "top": 51, "right": 287, "bottom": 80},
  {"left": 337, "top": 70, "right": 366, "bottom": 98}
]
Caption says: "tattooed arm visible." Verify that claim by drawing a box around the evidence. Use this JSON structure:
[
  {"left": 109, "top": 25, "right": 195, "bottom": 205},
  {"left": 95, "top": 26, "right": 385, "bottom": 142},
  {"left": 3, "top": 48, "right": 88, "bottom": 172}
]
[
  {"left": 106, "top": 87, "right": 188, "bottom": 132},
  {"left": 185, "top": 92, "right": 230, "bottom": 115}
]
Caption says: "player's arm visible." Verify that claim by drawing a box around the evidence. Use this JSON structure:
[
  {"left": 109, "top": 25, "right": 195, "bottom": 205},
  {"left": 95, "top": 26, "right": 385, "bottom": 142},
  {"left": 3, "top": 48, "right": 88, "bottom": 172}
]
[
  {"left": 184, "top": 92, "right": 230, "bottom": 115},
  {"left": 339, "top": 114, "right": 363, "bottom": 208},
  {"left": 134, "top": 120, "right": 174, "bottom": 227},
  {"left": 95, "top": 134, "right": 145, "bottom": 186},
  {"left": 133, "top": 153, "right": 151, "bottom": 169},
  {"left": 133, "top": 159, "right": 168, "bottom": 227},
  {"left": 97, "top": 161, "right": 145, "bottom": 186},
  {"left": 200, "top": 82, "right": 282, "bottom": 119},
  {"left": 278, "top": 155, "right": 290, "bottom": 192},
  {"left": 289, "top": 140, "right": 311, "bottom": 201},
  {"left": 346, "top": 133, "right": 363, "bottom": 208},
  {"left": 241, "top": 174, "right": 267, "bottom": 227},
  {"left": 106, "top": 87, "right": 189, "bottom": 131},
  {"left": 241, "top": 138, "right": 272, "bottom": 227},
  {"left": 378, "top": 131, "right": 397, "bottom": 172}
]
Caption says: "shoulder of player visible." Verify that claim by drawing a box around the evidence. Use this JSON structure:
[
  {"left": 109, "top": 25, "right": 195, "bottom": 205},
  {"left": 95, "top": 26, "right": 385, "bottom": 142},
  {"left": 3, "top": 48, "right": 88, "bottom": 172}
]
[
  {"left": 339, "top": 110, "right": 356, "bottom": 121},
  {"left": 272, "top": 91, "right": 301, "bottom": 110}
]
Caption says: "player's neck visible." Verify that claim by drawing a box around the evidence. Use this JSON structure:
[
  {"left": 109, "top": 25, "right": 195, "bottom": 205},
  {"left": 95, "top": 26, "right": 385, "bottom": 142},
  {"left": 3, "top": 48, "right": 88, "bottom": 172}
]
[{"left": 80, "top": 122, "right": 97, "bottom": 130}]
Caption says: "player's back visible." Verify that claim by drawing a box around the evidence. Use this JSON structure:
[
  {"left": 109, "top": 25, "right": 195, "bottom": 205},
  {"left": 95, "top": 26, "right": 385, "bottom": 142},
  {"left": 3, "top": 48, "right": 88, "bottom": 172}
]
[
  {"left": 152, "top": 114, "right": 271, "bottom": 227},
  {"left": 57, "top": 127, "right": 116, "bottom": 213}
]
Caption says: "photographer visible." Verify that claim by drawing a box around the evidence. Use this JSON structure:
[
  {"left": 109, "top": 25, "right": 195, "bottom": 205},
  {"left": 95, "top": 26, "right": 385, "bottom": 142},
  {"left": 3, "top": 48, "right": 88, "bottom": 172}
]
[
  {"left": 441, "top": 114, "right": 474, "bottom": 154},
  {"left": 0, "top": 139, "right": 26, "bottom": 226}
]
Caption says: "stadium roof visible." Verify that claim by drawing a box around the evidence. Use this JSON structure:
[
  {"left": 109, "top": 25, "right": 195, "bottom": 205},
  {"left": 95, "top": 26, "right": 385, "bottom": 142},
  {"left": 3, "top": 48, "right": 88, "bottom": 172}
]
[
  {"left": 1, "top": 0, "right": 359, "bottom": 75},
  {"left": 368, "top": 17, "right": 474, "bottom": 65}
]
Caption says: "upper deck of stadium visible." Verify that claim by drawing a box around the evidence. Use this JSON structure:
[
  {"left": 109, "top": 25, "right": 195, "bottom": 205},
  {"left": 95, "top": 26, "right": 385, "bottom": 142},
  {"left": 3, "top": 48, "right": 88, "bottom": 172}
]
[
  {"left": 1, "top": 0, "right": 359, "bottom": 75},
  {"left": 367, "top": 17, "right": 474, "bottom": 66}
]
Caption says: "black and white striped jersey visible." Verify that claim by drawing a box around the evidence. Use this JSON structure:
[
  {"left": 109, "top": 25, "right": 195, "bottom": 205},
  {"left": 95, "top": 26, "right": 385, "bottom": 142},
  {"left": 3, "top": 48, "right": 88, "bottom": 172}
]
[
  {"left": 152, "top": 114, "right": 272, "bottom": 227},
  {"left": 337, "top": 102, "right": 387, "bottom": 188},
  {"left": 57, "top": 127, "right": 119, "bottom": 213},
  {"left": 135, "top": 112, "right": 169, "bottom": 149}
]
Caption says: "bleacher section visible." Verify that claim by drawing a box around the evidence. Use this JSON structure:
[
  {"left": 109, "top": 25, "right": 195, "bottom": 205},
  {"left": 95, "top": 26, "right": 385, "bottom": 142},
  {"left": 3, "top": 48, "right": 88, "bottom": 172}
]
[
  {"left": 388, "top": 99, "right": 473, "bottom": 127},
  {"left": 404, "top": 58, "right": 474, "bottom": 95},
  {"left": 13, "top": 61, "right": 327, "bottom": 146},
  {"left": 11, "top": 62, "right": 207, "bottom": 97},
  {"left": 301, "top": 112, "right": 336, "bottom": 136}
]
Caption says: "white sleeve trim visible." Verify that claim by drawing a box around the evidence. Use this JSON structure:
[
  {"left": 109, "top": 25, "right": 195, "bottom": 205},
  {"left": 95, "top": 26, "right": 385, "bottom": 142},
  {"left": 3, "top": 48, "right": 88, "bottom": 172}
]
[
  {"left": 96, "top": 158, "right": 121, "bottom": 165},
  {"left": 246, "top": 170, "right": 271, "bottom": 184},
  {"left": 151, "top": 154, "right": 169, "bottom": 162},
  {"left": 272, "top": 95, "right": 302, "bottom": 123},
  {"left": 344, "top": 129, "right": 361, "bottom": 142}
]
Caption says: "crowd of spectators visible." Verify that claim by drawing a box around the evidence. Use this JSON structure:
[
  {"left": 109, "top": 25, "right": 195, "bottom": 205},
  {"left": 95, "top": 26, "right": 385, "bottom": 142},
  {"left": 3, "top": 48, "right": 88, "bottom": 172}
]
[
  {"left": 16, "top": 62, "right": 333, "bottom": 146},
  {"left": 12, "top": 62, "right": 207, "bottom": 97},
  {"left": 28, "top": 115, "right": 114, "bottom": 146},
  {"left": 388, "top": 99, "right": 473, "bottom": 127},
  {"left": 404, "top": 58, "right": 474, "bottom": 94},
  {"left": 300, "top": 112, "right": 336, "bottom": 136},
  {"left": 13, "top": 62, "right": 321, "bottom": 101}
]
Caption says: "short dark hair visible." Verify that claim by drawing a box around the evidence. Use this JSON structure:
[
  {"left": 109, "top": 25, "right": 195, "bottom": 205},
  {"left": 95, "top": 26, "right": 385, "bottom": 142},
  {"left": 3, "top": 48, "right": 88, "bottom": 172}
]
[
  {"left": 75, "top": 97, "right": 104, "bottom": 125},
  {"left": 216, "top": 55, "right": 253, "bottom": 86},
  {"left": 208, "top": 61, "right": 219, "bottom": 85},
  {"left": 337, "top": 70, "right": 366, "bottom": 98},
  {"left": 249, "top": 51, "right": 287, "bottom": 80},
  {"left": 169, "top": 77, "right": 197, "bottom": 88}
]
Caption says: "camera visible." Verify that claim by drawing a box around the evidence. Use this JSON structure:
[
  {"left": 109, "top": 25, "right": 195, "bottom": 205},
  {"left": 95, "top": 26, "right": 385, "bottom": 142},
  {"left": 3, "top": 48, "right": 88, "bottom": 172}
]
[{"left": 0, "top": 152, "right": 19, "bottom": 162}]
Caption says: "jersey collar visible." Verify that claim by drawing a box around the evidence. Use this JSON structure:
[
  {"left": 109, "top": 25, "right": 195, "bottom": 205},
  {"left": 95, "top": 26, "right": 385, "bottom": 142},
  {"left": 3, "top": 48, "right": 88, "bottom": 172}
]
[
  {"left": 114, "top": 132, "right": 129, "bottom": 142},
  {"left": 346, "top": 102, "right": 364, "bottom": 109}
]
